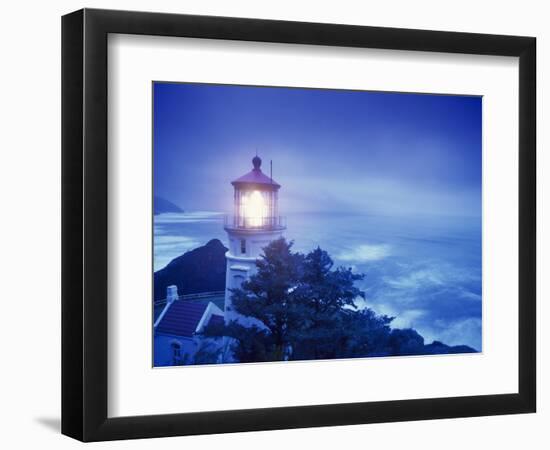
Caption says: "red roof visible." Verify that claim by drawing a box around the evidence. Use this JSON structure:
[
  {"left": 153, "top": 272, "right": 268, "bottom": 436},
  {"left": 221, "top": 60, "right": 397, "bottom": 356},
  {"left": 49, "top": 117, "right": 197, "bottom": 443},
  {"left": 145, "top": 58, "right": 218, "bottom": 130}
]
[
  {"left": 156, "top": 301, "right": 208, "bottom": 337},
  {"left": 208, "top": 314, "right": 225, "bottom": 327},
  {"left": 231, "top": 156, "right": 281, "bottom": 189}
]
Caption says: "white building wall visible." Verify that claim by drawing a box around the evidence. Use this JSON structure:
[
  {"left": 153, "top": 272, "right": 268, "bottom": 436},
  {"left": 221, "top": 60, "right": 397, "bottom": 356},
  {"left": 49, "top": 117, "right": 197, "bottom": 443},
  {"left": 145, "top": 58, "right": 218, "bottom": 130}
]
[
  {"left": 226, "top": 229, "right": 284, "bottom": 258},
  {"left": 224, "top": 228, "right": 284, "bottom": 325},
  {"left": 153, "top": 334, "right": 196, "bottom": 367}
]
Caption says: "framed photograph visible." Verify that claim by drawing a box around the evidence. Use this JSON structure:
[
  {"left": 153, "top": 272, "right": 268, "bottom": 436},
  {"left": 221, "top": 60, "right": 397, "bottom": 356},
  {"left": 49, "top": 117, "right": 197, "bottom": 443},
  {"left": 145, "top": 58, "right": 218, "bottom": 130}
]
[{"left": 62, "top": 8, "right": 536, "bottom": 441}]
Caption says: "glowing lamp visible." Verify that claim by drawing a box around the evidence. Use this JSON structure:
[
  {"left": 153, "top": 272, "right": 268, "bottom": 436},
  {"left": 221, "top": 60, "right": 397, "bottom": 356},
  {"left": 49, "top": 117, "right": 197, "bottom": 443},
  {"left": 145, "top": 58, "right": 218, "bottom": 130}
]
[
  {"left": 226, "top": 155, "right": 284, "bottom": 230},
  {"left": 242, "top": 190, "right": 268, "bottom": 227}
]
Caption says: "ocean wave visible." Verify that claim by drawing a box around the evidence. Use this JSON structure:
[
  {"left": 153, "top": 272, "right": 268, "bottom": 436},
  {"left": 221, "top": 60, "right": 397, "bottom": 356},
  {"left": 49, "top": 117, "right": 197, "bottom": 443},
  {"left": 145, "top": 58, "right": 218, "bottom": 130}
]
[{"left": 154, "top": 211, "right": 224, "bottom": 224}]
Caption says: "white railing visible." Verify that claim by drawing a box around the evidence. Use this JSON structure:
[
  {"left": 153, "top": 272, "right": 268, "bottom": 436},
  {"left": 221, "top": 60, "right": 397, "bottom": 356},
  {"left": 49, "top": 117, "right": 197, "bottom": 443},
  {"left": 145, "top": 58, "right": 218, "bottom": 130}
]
[
  {"left": 224, "top": 215, "right": 286, "bottom": 230},
  {"left": 154, "top": 291, "right": 225, "bottom": 307}
]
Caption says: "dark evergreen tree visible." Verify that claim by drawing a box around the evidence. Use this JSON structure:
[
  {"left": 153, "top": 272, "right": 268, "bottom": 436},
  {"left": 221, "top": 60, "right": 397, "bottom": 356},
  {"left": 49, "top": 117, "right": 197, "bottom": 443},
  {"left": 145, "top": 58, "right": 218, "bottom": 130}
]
[
  {"left": 292, "top": 247, "right": 368, "bottom": 360},
  {"left": 228, "top": 238, "right": 305, "bottom": 361}
]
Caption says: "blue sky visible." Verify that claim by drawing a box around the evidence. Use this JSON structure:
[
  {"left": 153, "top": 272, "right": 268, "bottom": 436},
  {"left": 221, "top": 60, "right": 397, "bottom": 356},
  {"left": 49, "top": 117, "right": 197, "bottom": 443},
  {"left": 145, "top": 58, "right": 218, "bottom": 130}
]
[
  {"left": 154, "top": 82, "right": 481, "bottom": 218},
  {"left": 153, "top": 82, "right": 482, "bottom": 350}
]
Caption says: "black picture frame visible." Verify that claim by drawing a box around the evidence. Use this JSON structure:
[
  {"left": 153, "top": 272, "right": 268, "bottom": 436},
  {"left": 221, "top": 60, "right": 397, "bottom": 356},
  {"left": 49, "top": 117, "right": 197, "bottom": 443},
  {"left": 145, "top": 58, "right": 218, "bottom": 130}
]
[{"left": 61, "top": 8, "right": 536, "bottom": 442}]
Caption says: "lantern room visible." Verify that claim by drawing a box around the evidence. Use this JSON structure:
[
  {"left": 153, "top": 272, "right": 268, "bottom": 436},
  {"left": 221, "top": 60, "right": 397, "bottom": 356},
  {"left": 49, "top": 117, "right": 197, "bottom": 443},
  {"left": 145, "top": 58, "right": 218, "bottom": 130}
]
[{"left": 224, "top": 155, "right": 285, "bottom": 230}]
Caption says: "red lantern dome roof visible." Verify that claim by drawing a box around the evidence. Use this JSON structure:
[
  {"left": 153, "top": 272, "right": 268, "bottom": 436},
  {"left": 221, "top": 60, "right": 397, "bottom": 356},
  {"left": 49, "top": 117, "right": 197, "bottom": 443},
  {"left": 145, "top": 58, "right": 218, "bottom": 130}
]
[{"left": 231, "top": 156, "right": 281, "bottom": 190}]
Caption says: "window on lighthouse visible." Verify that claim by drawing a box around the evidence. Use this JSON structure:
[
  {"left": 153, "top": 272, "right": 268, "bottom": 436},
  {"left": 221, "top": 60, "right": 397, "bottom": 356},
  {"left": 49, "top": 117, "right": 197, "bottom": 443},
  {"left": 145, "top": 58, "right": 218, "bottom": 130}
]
[{"left": 242, "top": 190, "right": 268, "bottom": 227}]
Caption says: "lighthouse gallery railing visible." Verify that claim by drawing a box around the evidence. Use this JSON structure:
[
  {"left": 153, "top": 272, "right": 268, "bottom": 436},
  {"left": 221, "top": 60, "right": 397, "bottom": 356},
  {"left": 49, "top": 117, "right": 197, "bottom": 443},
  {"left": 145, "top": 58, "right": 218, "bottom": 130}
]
[{"left": 223, "top": 215, "right": 286, "bottom": 230}]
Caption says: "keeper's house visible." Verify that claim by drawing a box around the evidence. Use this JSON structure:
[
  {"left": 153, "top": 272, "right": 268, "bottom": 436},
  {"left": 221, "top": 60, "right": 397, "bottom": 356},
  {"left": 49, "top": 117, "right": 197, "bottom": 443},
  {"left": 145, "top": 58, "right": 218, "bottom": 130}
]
[{"left": 154, "top": 285, "right": 224, "bottom": 366}]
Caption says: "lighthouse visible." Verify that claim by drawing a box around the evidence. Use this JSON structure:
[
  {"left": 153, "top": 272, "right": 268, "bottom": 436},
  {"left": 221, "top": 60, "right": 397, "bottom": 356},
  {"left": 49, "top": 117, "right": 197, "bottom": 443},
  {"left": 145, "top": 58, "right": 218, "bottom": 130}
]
[{"left": 223, "top": 155, "right": 286, "bottom": 324}]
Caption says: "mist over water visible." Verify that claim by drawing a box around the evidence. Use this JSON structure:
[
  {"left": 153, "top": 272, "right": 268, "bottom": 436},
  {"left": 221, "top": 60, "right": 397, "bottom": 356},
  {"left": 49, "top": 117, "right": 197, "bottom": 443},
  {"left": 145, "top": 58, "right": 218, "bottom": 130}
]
[{"left": 154, "top": 211, "right": 482, "bottom": 351}]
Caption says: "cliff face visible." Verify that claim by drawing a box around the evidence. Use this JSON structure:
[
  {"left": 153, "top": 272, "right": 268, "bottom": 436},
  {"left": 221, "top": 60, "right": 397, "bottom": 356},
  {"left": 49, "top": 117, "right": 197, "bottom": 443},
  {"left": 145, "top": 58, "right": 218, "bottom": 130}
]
[
  {"left": 423, "top": 341, "right": 477, "bottom": 354},
  {"left": 154, "top": 239, "right": 227, "bottom": 302}
]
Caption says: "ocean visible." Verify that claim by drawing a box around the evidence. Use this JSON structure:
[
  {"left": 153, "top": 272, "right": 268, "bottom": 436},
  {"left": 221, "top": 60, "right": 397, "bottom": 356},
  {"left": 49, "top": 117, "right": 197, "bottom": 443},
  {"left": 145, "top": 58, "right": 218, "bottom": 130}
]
[{"left": 154, "top": 211, "right": 482, "bottom": 351}]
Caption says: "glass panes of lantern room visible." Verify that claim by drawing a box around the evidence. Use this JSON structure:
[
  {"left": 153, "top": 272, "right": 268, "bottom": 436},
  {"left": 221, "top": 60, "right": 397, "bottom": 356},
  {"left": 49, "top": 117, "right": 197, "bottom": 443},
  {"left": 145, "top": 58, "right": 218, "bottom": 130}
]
[{"left": 234, "top": 188, "right": 278, "bottom": 229}]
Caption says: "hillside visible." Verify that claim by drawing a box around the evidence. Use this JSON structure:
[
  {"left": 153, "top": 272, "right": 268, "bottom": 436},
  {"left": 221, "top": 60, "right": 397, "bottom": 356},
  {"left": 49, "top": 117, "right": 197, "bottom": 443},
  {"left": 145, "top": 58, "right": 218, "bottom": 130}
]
[{"left": 154, "top": 239, "right": 227, "bottom": 301}]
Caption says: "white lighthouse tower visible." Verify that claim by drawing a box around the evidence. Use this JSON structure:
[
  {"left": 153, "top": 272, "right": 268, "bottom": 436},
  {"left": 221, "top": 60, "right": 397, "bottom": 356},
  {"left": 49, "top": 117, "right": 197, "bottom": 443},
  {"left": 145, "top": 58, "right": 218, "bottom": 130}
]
[{"left": 223, "top": 155, "right": 286, "bottom": 324}]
